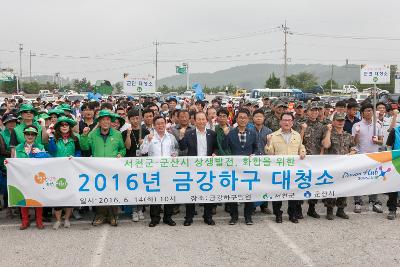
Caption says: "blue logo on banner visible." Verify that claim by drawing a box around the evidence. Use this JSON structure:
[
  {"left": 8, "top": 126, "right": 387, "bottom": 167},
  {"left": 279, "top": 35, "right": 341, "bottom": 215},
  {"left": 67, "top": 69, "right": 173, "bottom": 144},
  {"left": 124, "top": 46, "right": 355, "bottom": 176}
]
[{"left": 304, "top": 191, "right": 312, "bottom": 198}]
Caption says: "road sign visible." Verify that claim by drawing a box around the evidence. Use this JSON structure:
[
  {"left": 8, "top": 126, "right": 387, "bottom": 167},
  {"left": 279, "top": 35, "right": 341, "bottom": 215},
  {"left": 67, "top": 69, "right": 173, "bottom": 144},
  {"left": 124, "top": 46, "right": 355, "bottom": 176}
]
[
  {"left": 123, "top": 75, "right": 155, "bottom": 95},
  {"left": 176, "top": 66, "right": 187, "bottom": 74},
  {"left": 360, "top": 64, "right": 391, "bottom": 84},
  {"left": 0, "top": 71, "right": 15, "bottom": 82}
]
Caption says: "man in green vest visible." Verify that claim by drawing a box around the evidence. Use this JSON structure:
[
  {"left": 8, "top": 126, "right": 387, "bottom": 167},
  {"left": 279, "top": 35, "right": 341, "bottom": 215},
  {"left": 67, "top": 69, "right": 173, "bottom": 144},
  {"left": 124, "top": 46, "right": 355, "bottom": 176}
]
[{"left": 80, "top": 110, "right": 126, "bottom": 226}]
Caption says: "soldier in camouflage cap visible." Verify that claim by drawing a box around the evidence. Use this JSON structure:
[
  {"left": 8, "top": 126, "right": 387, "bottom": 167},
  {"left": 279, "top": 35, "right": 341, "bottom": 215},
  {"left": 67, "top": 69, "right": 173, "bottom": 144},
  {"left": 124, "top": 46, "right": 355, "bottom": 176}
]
[
  {"left": 265, "top": 100, "right": 287, "bottom": 132},
  {"left": 322, "top": 112, "right": 356, "bottom": 220},
  {"left": 261, "top": 97, "right": 271, "bottom": 115},
  {"left": 301, "top": 101, "right": 331, "bottom": 219},
  {"left": 266, "top": 98, "right": 278, "bottom": 116},
  {"left": 293, "top": 101, "right": 307, "bottom": 133},
  {"left": 318, "top": 101, "right": 332, "bottom": 125}
]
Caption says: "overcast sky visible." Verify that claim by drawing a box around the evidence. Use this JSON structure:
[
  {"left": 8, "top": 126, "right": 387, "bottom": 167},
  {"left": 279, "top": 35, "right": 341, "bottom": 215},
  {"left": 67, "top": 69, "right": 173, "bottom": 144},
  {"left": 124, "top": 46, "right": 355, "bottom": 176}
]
[{"left": 1, "top": 0, "right": 399, "bottom": 83}]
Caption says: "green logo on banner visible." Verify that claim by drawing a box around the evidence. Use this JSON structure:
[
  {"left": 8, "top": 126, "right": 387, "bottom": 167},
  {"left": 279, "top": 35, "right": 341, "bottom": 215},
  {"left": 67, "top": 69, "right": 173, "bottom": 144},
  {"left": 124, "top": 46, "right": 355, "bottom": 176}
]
[{"left": 56, "top": 178, "right": 68, "bottom": 190}]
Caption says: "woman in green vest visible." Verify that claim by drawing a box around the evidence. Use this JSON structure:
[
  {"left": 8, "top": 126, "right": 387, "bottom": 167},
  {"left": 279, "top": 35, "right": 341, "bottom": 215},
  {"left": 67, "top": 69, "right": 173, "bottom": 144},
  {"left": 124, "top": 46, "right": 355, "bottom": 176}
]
[
  {"left": 48, "top": 116, "right": 81, "bottom": 230},
  {"left": 16, "top": 125, "right": 46, "bottom": 230},
  {"left": 0, "top": 113, "right": 18, "bottom": 218},
  {"left": 10, "top": 104, "right": 48, "bottom": 156}
]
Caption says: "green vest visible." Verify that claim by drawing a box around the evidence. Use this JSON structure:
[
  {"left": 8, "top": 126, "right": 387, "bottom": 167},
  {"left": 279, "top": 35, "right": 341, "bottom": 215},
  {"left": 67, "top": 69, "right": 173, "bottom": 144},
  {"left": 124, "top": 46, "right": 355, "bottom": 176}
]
[
  {"left": 0, "top": 129, "right": 11, "bottom": 174},
  {"left": 52, "top": 135, "right": 80, "bottom": 157},
  {"left": 15, "top": 143, "right": 45, "bottom": 158},
  {"left": 80, "top": 128, "right": 126, "bottom": 157},
  {"left": 1, "top": 129, "right": 11, "bottom": 149},
  {"left": 14, "top": 121, "right": 43, "bottom": 146}
]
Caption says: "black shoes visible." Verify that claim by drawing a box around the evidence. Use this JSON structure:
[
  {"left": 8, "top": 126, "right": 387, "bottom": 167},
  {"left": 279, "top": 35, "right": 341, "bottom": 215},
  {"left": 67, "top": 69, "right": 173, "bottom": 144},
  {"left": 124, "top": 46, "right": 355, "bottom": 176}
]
[
  {"left": 149, "top": 221, "right": 159, "bottom": 227},
  {"left": 307, "top": 208, "right": 320, "bottom": 219},
  {"left": 229, "top": 218, "right": 238, "bottom": 225},
  {"left": 204, "top": 218, "right": 215, "bottom": 225},
  {"left": 275, "top": 214, "right": 283, "bottom": 223},
  {"left": 183, "top": 219, "right": 193, "bottom": 226},
  {"left": 245, "top": 218, "right": 253, "bottom": 225},
  {"left": 163, "top": 218, "right": 176, "bottom": 226},
  {"left": 289, "top": 216, "right": 299, "bottom": 223},
  {"left": 336, "top": 208, "right": 349, "bottom": 219}
]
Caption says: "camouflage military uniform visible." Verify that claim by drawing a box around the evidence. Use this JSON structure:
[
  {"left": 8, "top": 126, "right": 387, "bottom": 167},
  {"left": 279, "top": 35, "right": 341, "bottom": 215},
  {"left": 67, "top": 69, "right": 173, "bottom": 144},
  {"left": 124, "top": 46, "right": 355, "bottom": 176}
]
[
  {"left": 319, "top": 117, "right": 332, "bottom": 126},
  {"left": 262, "top": 106, "right": 271, "bottom": 116},
  {"left": 265, "top": 113, "right": 281, "bottom": 132},
  {"left": 293, "top": 116, "right": 307, "bottom": 133},
  {"left": 323, "top": 128, "right": 356, "bottom": 208},
  {"left": 303, "top": 119, "right": 326, "bottom": 155},
  {"left": 303, "top": 119, "right": 327, "bottom": 208}
]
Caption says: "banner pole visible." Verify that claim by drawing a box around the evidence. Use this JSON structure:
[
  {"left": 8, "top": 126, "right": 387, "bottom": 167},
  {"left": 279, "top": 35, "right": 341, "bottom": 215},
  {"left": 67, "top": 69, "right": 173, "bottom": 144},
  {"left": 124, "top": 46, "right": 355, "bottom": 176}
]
[{"left": 373, "top": 83, "right": 377, "bottom": 136}]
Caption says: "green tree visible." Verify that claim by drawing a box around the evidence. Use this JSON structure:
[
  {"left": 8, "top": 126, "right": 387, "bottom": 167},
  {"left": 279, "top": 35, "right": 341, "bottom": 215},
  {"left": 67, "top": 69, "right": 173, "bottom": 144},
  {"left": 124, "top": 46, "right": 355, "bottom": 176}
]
[
  {"left": 323, "top": 79, "right": 339, "bottom": 90},
  {"left": 0, "top": 80, "right": 17, "bottom": 94},
  {"left": 22, "top": 81, "right": 41, "bottom": 94},
  {"left": 158, "top": 85, "right": 170, "bottom": 93},
  {"left": 265, "top": 72, "right": 281, "bottom": 88},
  {"left": 113, "top": 82, "right": 123, "bottom": 94},
  {"left": 73, "top": 78, "right": 91, "bottom": 92},
  {"left": 286, "top": 72, "right": 318, "bottom": 90}
]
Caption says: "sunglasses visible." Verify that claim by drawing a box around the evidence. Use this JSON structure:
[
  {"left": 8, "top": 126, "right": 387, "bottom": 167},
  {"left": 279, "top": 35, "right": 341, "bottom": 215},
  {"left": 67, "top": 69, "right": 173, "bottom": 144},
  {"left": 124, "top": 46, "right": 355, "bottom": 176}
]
[
  {"left": 60, "top": 123, "right": 69, "bottom": 127},
  {"left": 24, "top": 132, "right": 37, "bottom": 136},
  {"left": 22, "top": 111, "right": 33, "bottom": 114}
]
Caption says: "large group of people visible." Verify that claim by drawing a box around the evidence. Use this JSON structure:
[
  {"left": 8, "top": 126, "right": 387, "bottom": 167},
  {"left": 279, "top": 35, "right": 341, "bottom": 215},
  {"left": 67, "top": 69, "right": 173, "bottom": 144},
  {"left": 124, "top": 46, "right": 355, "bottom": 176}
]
[{"left": 0, "top": 92, "right": 400, "bottom": 230}]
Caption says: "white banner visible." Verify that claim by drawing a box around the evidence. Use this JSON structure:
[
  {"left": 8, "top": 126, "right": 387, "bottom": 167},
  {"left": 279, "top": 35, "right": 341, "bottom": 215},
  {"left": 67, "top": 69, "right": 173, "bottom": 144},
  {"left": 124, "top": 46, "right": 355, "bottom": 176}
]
[
  {"left": 395, "top": 67, "right": 400, "bottom": 94},
  {"left": 360, "top": 64, "right": 391, "bottom": 84},
  {"left": 123, "top": 75, "right": 155, "bottom": 95},
  {"left": 6, "top": 151, "right": 400, "bottom": 207}
]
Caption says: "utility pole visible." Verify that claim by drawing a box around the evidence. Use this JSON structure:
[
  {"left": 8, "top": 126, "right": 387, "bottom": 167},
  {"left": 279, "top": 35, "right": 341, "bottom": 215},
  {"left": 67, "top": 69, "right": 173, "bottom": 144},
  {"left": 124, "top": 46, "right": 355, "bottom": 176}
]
[
  {"left": 29, "top": 50, "right": 35, "bottom": 81},
  {"left": 18, "top": 44, "right": 23, "bottom": 93},
  {"left": 280, "top": 21, "right": 290, "bottom": 88},
  {"left": 182, "top": 62, "right": 189, "bottom": 91},
  {"left": 330, "top": 64, "right": 334, "bottom": 92},
  {"left": 153, "top": 41, "right": 159, "bottom": 91},
  {"left": 19, "top": 44, "right": 23, "bottom": 78}
]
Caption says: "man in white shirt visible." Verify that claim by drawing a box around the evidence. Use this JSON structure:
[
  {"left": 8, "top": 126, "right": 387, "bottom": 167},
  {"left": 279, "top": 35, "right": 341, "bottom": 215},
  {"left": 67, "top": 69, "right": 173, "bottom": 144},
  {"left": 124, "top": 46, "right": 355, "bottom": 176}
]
[
  {"left": 376, "top": 102, "right": 395, "bottom": 150},
  {"left": 140, "top": 116, "right": 178, "bottom": 227},
  {"left": 352, "top": 102, "right": 384, "bottom": 214}
]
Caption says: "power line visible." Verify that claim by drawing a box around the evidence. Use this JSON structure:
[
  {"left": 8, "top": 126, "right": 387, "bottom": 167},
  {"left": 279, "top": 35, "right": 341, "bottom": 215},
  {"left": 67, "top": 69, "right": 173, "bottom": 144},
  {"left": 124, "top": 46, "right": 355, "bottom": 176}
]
[
  {"left": 159, "top": 27, "right": 280, "bottom": 45},
  {"left": 159, "top": 49, "right": 283, "bottom": 62},
  {"left": 93, "top": 44, "right": 153, "bottom": 57},
  {"left": 292, "top": 31, "right": 400, "bottom": 41}
]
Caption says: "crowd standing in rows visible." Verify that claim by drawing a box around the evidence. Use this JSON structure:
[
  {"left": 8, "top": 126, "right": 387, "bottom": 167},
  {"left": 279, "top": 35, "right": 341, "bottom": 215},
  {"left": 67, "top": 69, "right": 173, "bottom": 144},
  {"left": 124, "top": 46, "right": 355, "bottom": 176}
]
[{"left": 0, "top": 93, "right": 400, "bottom": 230}]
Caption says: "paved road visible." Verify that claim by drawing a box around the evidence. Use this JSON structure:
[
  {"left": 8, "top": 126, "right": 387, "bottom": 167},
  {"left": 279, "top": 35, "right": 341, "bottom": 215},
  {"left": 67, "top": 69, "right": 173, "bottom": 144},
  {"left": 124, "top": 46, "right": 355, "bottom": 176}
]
[{"left": 0, "top": 199, "right": 400, "bottom": 267}]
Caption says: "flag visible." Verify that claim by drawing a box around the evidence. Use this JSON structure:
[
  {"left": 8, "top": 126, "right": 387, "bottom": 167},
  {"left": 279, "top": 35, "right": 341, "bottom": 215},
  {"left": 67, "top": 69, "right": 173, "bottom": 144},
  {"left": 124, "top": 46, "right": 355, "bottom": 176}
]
[{"left": 192, "top": 83, "right": 204, "bottom": 101}]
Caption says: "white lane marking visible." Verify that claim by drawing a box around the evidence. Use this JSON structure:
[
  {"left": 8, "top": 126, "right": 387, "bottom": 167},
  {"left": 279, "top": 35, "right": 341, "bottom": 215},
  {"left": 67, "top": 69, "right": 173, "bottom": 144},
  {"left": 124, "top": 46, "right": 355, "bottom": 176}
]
[
  {"left": 91, "top": 225, "right": 109, "bottom": 267},
  {"left": 267, "top": 221, "right": 314, "bottom": 267}
]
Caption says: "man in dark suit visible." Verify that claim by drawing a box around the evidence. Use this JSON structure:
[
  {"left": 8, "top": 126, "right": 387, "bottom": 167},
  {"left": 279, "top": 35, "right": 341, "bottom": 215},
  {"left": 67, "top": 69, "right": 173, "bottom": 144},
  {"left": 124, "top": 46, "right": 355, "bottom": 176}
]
[
  {"left": 223, "top": 108, "right": 258, "bottom": 225},
  {"left": 178, "top": 111, "right": 218, "bottom": 226}
]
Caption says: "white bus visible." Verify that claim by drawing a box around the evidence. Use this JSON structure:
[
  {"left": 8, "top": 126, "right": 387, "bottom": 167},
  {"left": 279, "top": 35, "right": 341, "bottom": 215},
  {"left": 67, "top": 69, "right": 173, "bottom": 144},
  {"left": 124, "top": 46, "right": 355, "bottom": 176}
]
[{"left": 250, "top": 88, "right": 304, "bottom": 99}]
